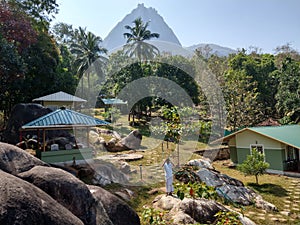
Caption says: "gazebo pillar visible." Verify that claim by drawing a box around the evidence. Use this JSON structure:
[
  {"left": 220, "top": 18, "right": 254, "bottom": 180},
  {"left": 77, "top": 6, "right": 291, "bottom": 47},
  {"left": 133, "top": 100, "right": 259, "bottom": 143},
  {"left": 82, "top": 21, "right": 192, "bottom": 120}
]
[{"left": 43, "top": 129, "right": 46, "bottom": 152}]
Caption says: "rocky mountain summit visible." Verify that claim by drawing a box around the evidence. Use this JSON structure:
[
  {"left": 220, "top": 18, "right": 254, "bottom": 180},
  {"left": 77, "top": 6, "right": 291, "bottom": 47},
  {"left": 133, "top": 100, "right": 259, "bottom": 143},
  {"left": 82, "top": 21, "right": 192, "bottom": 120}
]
[{"left": 102, "top": 3, "right": 181, "bottom": 51}]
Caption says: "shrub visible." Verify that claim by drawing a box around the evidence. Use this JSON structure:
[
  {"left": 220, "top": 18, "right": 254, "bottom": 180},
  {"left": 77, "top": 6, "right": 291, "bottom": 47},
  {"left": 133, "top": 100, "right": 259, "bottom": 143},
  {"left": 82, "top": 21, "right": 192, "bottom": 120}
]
[
  {"left": 237, "top": 148, "right": 269, "bottom": 184},
  {"left": 141, "top": 206, "right": 166, "bottom": 225}
]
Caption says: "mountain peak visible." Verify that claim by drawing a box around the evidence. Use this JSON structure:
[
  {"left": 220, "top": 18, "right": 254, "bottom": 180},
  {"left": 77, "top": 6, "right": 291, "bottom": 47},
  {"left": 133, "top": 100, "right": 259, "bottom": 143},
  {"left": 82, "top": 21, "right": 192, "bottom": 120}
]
[{"left": 102, "top": 4, "right": 181, "bottom": 51}]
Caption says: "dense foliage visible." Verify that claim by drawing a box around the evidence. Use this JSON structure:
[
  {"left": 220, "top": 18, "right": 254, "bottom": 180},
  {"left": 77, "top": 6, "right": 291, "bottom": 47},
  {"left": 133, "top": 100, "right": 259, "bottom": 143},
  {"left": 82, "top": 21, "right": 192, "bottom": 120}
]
[{"left": 1, "top": 1, "right": 300, "bottom": 131}]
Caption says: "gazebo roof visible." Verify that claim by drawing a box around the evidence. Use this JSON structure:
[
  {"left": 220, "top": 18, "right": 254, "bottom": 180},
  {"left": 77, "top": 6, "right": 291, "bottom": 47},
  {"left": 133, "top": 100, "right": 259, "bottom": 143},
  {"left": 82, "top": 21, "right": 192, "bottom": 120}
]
[
  {"left": 21, "top": 108, "right": 109, "bottom": 130},
  {"left": 33, "top": 91, "right": 86, "bottom": 103},
  {"left": 102, "top": 98, "right": 127, "bottom": 105}
]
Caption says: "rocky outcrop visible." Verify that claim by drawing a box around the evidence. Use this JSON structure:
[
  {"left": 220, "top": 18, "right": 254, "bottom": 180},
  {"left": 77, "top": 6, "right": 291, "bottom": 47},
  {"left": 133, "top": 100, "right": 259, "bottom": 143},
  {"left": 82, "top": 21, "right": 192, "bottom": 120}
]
[
  {"left": 3, "top": 103, "right": 51, "bottom": 144},
  {"left": 0, "top": 170, "right": 84, "bottom": 225},
  {"left": 89, "top": 185, "right": 141, "bottom": 225},
  {"left": 0, "top": 142, "right": 140, "bottom": 225},
  {"left": 18, "top": 166, "right": 113, "bottom": 225},
  {"left": 92, "top": 160, "right": 129, "bottom": 186},
  {"left": 0, "top": 142, "right": 48, "bottom": 175},
  {"left": 170, "top": 198, "right": 226, "bottom": 224},
  {"left": 105, "top": 130, "right": 142, "bottom": 152},
  {"left": 119, "top": 130, "right": 142, "bottom": 150},
  {"left": 195, "top": 167, "right": 278, "bottom": 211},
  {"left": 187, "top": 158, "right": 214, "bottom": 170},
  {"left": 153, "top": 194, "right": 255, "bottom": 225}
]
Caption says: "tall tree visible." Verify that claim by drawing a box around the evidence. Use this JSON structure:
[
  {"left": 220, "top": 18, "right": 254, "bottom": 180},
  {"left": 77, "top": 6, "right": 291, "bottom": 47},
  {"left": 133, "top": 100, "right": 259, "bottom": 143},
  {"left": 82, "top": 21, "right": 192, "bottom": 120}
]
[
  {"left": 70, "top": 27, "right": 107, "bottom": 98},
  {"left": 123, "top": 17, "right": 160, "bottom": 61},
  {"left": 224, "top": 55, "right": 263, "bottom": 131},
  {"left": 275, "top": 57, "right": 300, "bottom": 119}
]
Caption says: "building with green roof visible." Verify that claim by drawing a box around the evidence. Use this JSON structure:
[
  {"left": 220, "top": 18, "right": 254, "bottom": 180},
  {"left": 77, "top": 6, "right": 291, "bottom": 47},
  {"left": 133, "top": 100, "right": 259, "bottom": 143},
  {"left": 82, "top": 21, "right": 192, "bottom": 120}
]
[{"left": 221, "top": 125, "right": 300, "bottom": 174}]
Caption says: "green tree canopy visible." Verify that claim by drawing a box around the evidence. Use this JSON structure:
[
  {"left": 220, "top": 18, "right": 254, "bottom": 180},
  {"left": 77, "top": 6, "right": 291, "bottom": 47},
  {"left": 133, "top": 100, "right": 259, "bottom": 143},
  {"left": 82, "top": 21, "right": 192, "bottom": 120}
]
[{"left": 123, "top": 17, "right": 160, "bottom": 61}]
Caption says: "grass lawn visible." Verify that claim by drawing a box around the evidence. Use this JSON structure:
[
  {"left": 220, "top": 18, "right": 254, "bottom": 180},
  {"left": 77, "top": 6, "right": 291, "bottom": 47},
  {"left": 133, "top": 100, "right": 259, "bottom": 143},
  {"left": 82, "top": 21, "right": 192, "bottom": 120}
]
[{"left": 213, "top": 160, "right": 300, "bottom": 225}]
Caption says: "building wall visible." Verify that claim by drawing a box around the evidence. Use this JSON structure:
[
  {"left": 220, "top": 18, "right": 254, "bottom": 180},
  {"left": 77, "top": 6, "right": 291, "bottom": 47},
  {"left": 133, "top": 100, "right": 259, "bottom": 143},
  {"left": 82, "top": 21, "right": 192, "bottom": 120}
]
[
  {"left": 40, "top": 148, "right": 93, "bottom": 164},
  {"left": 236, "top": 130, "right": 282, "bottom": 149},
  {"left": 232, "top": 130, "right": 286, "bottom": 171}
]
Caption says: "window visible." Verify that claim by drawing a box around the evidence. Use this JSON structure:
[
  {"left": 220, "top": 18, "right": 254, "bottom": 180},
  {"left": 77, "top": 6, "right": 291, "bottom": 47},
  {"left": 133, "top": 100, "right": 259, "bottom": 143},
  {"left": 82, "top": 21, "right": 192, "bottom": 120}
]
[
  {"left": 250, "top": 144, "right": 264, "bottom": 155},
  {"left": 286, "top": 146, "right": 299, "bottom": 160}
]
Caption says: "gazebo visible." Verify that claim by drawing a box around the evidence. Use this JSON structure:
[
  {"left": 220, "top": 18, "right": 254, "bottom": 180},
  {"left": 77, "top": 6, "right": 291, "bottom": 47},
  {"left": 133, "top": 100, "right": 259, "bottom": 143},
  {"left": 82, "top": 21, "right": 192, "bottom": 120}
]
[
  {"left": 20, "top": 108, "right": 109, "bottom": 164},
  {"left": 32, "top": 91, "right": 87, "bottom": 110}
]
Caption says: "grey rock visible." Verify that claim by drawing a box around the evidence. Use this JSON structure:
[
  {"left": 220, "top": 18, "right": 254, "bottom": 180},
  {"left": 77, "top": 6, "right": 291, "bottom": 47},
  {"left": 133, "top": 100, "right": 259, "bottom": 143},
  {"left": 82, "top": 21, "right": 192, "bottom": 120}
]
[
  {"left": 254, "top": 196, "right": 278, "bottom": 212},
  {"left": 0, "top": 170, "right": 84, "bottom": 225},
  {"left": 0, "top": 142, "right": 48, "bottom": 175},
  {"left": 170, "top": 198, "right": 226, "bottom": 224},
  {"left": 3, "top": 103, "right": 51, "bottom": 144},
  {"left": 88, "top": 185, "right": 141, "bottom": 225},
  {"left": 92, "top": 160, "right": 129, "bottom": 186},
  {"left": 18, "top": 166, "right": 113, "bottom": 225},
  {"left": 187, "top": 158, "right": 214, "bottom": 170},
  {"left": 216, "top": 185, "right": 256, "bottom": 206},
  {"left": 153, "top": 195, "right": 181, "bottom": 211},
  {"left": 119, "top": 130, "right": 142, "bottom": 150}
]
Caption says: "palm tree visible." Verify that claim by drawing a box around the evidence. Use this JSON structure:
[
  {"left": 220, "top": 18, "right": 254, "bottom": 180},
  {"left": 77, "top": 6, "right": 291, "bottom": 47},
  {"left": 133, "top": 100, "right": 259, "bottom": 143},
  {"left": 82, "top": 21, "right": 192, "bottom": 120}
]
[
  {"left": 70, "top": 27, "right": 107, "bottom": 96},
  {"left": 123, "top": 17, "right": 160, "bottom": 61}
]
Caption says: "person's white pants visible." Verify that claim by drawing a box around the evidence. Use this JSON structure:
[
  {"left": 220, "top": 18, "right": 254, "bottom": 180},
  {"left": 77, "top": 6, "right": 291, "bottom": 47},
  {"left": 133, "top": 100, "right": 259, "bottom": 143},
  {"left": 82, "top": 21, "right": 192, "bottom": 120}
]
[{"left": 166, "top": 176, "right": 174, "bottom": 193}]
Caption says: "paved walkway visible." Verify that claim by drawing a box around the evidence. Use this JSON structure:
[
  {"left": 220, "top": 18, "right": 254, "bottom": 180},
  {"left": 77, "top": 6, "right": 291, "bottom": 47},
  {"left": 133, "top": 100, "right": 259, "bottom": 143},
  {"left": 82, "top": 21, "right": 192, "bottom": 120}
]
[{"left": 244, "top": 178, "right": 300, "bottom": 224}]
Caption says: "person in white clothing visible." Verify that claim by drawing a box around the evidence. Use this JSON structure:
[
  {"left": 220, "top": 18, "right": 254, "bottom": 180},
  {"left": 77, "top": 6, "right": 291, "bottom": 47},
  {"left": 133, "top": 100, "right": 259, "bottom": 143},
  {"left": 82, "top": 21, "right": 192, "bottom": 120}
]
[{"left": 163, "top": 157, "right": 175, "bottom": 196}]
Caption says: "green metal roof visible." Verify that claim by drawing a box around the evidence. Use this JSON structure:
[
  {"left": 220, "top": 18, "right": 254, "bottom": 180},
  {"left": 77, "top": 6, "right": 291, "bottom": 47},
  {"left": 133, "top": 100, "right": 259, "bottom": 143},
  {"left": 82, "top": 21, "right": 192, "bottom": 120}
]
[
  {"left": 21, "top": 108, "right": 109, "bottom": 129},
  {"left": 248, "top": 125, "right": 300, "bottom": 149}
]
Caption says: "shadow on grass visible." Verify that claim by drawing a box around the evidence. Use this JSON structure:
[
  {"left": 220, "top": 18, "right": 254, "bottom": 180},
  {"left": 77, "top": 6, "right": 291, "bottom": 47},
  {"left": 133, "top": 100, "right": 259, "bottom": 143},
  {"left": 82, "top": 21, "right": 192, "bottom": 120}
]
[{"left": 248, "top": 183, "right": 288, "bottom": 197}]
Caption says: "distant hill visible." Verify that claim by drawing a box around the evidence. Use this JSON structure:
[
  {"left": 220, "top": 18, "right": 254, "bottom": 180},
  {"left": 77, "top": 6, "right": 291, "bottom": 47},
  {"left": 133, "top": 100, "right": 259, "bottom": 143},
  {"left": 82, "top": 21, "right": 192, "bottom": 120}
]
[
  {"left": 102, "top": 3, "right": 181, "bottom": 52},
  {"left": 103, "top": 4, "right": 237, "bottom": 57},
  {"left": 185, "top": 43, "right": 237, "bottom": 57}
]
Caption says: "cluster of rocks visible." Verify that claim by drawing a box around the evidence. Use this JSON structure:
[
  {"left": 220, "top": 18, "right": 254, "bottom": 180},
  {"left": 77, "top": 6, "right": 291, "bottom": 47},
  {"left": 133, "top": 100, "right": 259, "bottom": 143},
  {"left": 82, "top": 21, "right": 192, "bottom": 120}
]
[
  {"left": 91, "top": 129, "right": 142, "bottom": 152},
  {"left": 186, "top": 158, "right": 278, "bottom": 211},
  {"left": 152, "top": 195, "right": 255, "bottom": 225},
  {"left": 0, "top": 142, "right": 140, "bottom": 225},
  {"left": 148, "top": 157, "right": 279, "bottom": 225}
]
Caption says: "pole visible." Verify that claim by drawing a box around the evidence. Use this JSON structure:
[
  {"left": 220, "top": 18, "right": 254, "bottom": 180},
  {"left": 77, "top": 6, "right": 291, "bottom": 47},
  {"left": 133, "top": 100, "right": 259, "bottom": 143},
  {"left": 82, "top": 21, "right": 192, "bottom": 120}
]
[
  {"left": 139, "top": 164, "right": 143, "bottom": 180},
  {"left": 177, "top": 143, "right": 180, "bottom": 167}
]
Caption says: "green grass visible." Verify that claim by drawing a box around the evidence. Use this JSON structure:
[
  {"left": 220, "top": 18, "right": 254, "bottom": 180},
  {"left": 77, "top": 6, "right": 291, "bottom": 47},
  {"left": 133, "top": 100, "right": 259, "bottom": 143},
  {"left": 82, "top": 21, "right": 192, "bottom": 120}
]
[{"left": 213, "top": 160, "right": 300, "bottom": 225}]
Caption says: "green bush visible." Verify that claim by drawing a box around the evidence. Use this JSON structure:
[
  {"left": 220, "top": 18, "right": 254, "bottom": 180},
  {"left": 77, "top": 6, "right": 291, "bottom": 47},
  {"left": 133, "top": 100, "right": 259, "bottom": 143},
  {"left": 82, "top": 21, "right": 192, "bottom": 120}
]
[
  {"left": 174, "top": 182, "right": 218, "bottom": 200},
  {"left": 141, "top": 206, "right": 166, "bottom": 225},
  {"left": 214, "top": 211, "right": 242, "bottom": 225}
]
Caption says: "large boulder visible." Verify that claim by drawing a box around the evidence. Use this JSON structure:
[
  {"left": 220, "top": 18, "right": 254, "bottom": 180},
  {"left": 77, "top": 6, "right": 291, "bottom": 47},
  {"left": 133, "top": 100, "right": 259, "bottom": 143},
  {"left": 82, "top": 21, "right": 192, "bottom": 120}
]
[
  {"left": 0, "top": 142, "right": 48, "bottom": 175},
  {"left": 119, "top": 130, "right": 142, "bottom": 150},
  {"left": 0, "top": 170, "right": 84, "bottom": 225},
  {"left": 3, "top": 103, "right": 52, "bottom": 144},
  {"left": 170, "top": 198, "right": 226, "bottom": 224},
  {"left": 187, "top": 158, "right": 214, "bottom": 170},
  {"left": 3, "top": 103, "right": 74, "bottom": 145},
  {"left": 92, "top": 160, "right": 129, "bottom": 186},
  {"left": 18, "top": 166, "right": 113, "bottom": 225},
  {"left": 196, "top": 168, "right": 276, "bottom": 209},
  {"left": 196, "top": 168, "right": 255, "bottom": 205},
  {"left": 88, "top": 185, "right": 141, "bottom": 225}
]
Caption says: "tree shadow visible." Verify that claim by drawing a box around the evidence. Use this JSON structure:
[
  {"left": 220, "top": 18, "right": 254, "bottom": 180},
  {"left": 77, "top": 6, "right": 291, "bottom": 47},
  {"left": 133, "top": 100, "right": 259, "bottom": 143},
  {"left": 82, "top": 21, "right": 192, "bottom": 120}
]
[{"left": 248, "top": 183, "right": 288, "bottom": 197}]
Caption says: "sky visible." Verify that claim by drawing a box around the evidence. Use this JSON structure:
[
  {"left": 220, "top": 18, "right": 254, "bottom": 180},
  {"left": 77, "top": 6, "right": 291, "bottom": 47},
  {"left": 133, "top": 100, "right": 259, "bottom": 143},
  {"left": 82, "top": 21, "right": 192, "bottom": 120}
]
[{"left": 53, "top": 0, "right": 300, "bottom": 53}]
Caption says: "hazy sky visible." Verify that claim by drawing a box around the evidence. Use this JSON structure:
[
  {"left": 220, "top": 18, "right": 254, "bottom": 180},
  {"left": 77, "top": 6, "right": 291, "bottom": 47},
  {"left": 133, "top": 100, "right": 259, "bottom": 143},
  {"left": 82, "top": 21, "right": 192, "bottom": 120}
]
[{"left": 53, "top": 0, "right": 300, "bottom": 53}]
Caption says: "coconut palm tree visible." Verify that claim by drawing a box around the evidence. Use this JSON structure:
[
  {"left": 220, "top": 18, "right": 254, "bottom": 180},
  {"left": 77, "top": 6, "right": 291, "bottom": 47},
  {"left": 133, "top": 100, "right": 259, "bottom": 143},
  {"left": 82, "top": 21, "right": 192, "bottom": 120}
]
[
  {"left": 71, "top": 27, "right": 107, "bottom": 96},
  {"left": 123, "top": 17, "right": 160, "bottom": 61}
]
